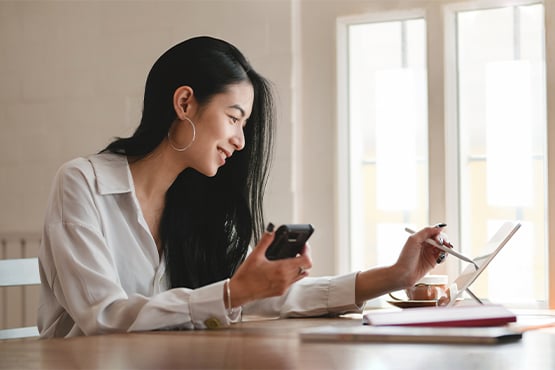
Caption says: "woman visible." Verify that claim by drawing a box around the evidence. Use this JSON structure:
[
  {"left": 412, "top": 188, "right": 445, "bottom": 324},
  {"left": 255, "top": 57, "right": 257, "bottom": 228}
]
[{"left": 38, "top": 36, "right": 446, "bottom": 338}]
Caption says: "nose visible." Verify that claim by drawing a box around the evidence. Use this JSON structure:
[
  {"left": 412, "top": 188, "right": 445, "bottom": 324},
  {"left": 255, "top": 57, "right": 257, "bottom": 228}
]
[{"left": 230, "top": 126, "right": 245, "bottom": 151}]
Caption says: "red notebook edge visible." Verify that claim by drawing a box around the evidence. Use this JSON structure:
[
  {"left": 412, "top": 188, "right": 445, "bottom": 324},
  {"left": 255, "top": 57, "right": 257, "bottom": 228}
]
[
  {"left": 397, "top": 315, "right": 517, "bottom": 327},
  {"left": 362, "top": 304, "right": 517, "bottom": 328}
]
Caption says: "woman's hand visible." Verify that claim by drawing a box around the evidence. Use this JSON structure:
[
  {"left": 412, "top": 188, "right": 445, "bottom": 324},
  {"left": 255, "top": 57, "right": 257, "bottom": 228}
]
[
  {"left": 354, "top": 225, "right": 447, "bottom": 305},
  {"left": 227, "top": 228, "right": 313, "bottom": 308},
  {"left": 392, "top": 226, "right": 447, "bottom": 287}
]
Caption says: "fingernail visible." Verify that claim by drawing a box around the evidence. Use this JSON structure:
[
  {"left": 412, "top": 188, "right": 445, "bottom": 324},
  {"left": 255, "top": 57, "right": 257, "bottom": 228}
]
[
  {"left": 266, "top": 222, "right": 275, "bottom": 233},
  {"left": 436, "top": 252, "right": 446, "bottom": 264},
  {"left": 435, "top": 223, "right": 447, "bottom": 228}
]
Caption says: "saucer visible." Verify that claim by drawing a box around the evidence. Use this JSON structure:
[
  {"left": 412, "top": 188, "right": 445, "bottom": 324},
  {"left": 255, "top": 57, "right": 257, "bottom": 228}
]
[{"left": 386, "top": 299, "right": 439, "bottom": 308}]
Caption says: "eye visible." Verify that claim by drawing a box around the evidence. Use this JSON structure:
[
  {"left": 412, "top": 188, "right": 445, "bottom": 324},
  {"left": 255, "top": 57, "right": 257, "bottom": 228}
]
[{"left": 228, "top": 115, "right": 240, "bottom": 125}]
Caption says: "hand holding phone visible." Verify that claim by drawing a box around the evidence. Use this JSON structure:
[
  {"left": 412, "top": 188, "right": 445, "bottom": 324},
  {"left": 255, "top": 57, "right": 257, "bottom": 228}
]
[{"left": 265, "top": 224, "right": 314, "bottom": 260}]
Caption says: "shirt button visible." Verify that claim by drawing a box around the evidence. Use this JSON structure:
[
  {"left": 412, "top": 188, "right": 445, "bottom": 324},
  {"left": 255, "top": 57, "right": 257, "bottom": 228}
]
[{"left": 204, "top": 317, "right": 221, "bottom": 329}]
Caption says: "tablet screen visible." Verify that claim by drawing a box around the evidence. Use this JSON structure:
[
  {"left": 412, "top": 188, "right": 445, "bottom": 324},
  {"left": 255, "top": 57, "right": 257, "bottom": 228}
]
[{"left": 448, "top": 221, "right": 521, "bottom": 305}]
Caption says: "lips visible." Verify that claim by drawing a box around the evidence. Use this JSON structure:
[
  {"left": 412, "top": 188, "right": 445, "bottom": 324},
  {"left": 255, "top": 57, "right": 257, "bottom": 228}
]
[{"left": 218, "top": 148, "right": 231, "bottom": 162}]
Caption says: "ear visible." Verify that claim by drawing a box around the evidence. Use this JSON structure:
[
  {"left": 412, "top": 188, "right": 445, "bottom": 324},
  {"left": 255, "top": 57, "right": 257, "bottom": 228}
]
[{"left": 173, "top": 86, "right": 195, "bottom": 119}]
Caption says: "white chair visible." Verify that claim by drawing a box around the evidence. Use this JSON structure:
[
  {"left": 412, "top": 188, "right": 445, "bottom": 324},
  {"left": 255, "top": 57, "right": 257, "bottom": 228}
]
[{"left": 0, "top": 257, "right": 40, "bottom": 339}]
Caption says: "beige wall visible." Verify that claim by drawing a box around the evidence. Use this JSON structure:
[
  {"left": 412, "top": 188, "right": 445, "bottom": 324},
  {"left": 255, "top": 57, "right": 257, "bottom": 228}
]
[
  {"left": 0, "top": 0, "right": 299, "bottom": 257},
  {"left": 2, "top": 0, "right": 551, "bottom": 280},
  {"left": 297, "top": 0, "right": 453, "bottom": 274}
]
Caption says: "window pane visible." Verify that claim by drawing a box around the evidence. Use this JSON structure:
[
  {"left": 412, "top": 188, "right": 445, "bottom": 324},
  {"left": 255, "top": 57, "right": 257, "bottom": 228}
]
[
  {"left": 457, "top": 4, "right": 547, "bottom": 306},
  {"left": 348, "top": 19, "right": 428, "bottom": 272}
]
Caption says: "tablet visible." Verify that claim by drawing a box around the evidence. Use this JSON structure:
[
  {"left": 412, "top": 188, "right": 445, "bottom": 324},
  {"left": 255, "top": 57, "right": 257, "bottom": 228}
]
[{"left": 448, "top": 221, "right": 521, "bottom": 306}]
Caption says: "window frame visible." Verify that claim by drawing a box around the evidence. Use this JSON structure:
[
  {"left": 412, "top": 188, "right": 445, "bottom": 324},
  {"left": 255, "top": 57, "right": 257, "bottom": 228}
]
[
  {"left": 336, "top": 8, "right": 427, "bottom": 276},
  {"left": 336, "top": 0, "right": 555, "bottom": 308}
]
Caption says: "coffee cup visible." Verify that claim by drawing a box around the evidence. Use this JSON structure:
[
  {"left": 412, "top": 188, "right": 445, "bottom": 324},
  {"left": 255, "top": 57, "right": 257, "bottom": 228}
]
[{"left": 405, "top": 275, "right": 448, "bottom": 300}]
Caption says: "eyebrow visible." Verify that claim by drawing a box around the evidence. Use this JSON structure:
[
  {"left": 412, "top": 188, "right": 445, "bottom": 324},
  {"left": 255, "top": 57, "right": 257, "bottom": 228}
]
[{"left": 228, "top": 104, "right": 246, "bottom": 117}]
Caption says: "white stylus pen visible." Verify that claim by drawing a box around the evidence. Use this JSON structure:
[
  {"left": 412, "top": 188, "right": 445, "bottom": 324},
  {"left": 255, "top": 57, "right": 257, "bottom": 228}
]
[{"left": 404, "top": 227, "right": 479, "bottom": 269}]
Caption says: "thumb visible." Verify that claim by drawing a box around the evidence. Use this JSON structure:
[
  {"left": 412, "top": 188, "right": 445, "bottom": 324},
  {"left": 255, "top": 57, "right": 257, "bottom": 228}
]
[{"left": 252, "top": 223, "right": 276, "bottom": 256}]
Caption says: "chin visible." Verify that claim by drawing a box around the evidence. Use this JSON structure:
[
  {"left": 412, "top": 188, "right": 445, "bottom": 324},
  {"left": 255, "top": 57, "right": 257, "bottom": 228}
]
[
  {"left": 195, "top": 161, "right": 222, "bottom": 177},
  {"left": 199, "top": 166, "right": 219, "bottom": 177}
]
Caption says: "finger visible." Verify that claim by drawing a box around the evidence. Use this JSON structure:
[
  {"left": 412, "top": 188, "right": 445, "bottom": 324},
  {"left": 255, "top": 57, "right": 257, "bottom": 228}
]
[
  {"left": 412, "top": 226, "right": 442, "bottom": 242},
  {"left": 411, "top": 227, "right": 446, "bottom": 263},
  {"left": 298, "top": 243, "right": 310, "bottom": 256},
  {"left": 416, "top": 227, "right": 448, "bottom": 251},
  {"left": 437, "top": 232, "right": 454, "bottom": 248},
  {"left": 296, "top": 244, "right": 313, "bottom": 268},
  {"left": 436, "top": 252, "right": 447, "bottom": 264},
  {"left": 297, "top": 242, "right": 312, "bottom": 260},
  {"left": 277, "top": 259, "right": 308, "bottom": 278},
  {"left": 251, "top": 222, "right": 276, "bottom": 256},
  {"left": 293, "top": 265, "right": 309, "bottom": 281}
]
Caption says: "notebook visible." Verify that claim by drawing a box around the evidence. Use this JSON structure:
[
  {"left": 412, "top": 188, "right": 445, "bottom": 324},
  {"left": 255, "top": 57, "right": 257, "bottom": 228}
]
[
  {"left": 447, "top": 221, "right": 521, "bottom": 306},
  {"left": 299, "top": 324, "right": 522, "bottom": 344},
  {"left": 362, "top": 304, "right": 517, "bottom": 327}
]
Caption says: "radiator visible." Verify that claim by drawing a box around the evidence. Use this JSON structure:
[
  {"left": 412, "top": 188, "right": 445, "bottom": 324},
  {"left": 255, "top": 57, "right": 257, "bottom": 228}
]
[{"left": 0, "top": 233, "right": 41, "bottom": 330}]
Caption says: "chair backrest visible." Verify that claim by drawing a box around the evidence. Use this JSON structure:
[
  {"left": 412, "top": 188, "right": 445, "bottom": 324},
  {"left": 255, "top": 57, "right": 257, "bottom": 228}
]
[
  {"left": 0, "top": 258, "right": 40, "bottom": 287},
  {"left": 0, "top": 258, "right": 40, "bottom": 340}
]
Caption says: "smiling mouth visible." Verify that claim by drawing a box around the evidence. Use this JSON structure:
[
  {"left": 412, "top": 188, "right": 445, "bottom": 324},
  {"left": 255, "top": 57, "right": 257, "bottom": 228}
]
[{"left": 218, "top": 148, "right": 231, "bottom": 160}]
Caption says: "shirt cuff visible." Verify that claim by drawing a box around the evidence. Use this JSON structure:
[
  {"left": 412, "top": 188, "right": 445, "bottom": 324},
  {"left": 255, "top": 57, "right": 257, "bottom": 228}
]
[
  {"left": 327, "top": 271, "right": 365, "bottom": 313},
  {"left": 189, "top": 280, "right": 234, "bottom": 329}
]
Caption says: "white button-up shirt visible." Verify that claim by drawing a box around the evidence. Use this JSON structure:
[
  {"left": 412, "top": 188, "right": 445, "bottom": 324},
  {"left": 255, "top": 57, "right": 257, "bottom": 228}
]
[{"left": 38, "top": 153, "right": 361, "bottom": 338}]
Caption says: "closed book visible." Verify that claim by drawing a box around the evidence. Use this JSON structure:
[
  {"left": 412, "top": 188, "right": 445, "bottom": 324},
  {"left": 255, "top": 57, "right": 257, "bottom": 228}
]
[
  {"left": 300, "top": 325, "right": 522, "bottom": 344},
  {"left": 363, "top": 304, "right": 516, "bottom": 327}
]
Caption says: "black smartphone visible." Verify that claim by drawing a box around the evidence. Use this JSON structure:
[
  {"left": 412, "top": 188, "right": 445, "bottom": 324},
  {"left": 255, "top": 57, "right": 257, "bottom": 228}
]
[{"left": 265, "top": 224, "right": 314, "bottom": 260}]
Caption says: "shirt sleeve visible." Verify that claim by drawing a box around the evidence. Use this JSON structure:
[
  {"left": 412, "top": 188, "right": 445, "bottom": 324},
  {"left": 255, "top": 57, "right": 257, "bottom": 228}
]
[
  {"left": 42, "top": 222, "right": 233, "bottom": 334},
  {"left": 38, "top": 161, "right": 232, "bottom": 337},
  {"left": 241, "top": 272, "right": 364, "bottom": 318}
]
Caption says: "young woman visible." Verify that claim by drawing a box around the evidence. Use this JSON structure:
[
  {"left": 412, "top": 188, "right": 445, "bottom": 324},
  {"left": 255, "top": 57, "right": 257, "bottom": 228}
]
[{"left": 38, "top": 36, "right": 447, "bottom": 338}]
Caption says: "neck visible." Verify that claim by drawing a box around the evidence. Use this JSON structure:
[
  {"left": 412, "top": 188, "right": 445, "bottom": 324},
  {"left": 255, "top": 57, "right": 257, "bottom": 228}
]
[{"left": 128, "top": 144, "right": 185, "bottom": 200}]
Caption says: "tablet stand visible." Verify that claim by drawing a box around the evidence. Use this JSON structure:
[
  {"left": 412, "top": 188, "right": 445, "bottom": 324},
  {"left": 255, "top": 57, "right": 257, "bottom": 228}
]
[{"left": 465, "top": 288, "right": 484, "bottom": 305}]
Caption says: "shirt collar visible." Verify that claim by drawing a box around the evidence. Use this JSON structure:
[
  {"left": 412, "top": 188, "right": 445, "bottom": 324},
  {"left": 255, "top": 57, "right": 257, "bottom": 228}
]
[{"left": 89, "top": 152, "right": 133, "bottom": 195}]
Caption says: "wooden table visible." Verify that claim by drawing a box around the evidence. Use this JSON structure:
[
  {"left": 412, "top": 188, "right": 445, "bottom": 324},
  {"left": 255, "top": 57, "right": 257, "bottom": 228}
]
[{"left": 1, "top": 314, "right": 554, "bottom": 369}]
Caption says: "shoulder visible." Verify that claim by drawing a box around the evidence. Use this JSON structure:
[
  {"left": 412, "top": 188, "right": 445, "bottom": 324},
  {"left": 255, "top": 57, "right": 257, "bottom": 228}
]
[
  {"left": 53, "top": 156, "right": 96, "bottom": 186},
  {"left": 46, "top": 156, "right": 100, "bottom": 211},
  {"left": 54, "top": 152, "right": 128, "bottom": 188},
  {"left": 44, "top": 156, "right": 100, "bottom": 225},
  {"left": 45, "top": 153, "right": 129, "bottom": 224}
]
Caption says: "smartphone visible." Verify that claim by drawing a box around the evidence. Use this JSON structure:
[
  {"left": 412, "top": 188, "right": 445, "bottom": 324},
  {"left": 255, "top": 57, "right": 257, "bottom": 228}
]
[{"left": 265, "top": 224, "right": 314, "bottom": 260}]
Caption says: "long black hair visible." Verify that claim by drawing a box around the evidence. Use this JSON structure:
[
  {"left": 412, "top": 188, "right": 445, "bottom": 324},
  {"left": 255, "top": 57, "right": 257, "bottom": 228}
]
[{"left": 103, "top": 36, "right": 275, "bottom": 289}]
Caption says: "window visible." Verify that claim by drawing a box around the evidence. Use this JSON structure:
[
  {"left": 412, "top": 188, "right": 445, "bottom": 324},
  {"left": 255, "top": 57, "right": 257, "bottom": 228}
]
[
  {"left": 342, "top": 15, "right": 428, "bottom": 273},
  {"left": 454, "top": 3, "right": 547, "bottom": 306},
  {"left": 337, "top": 1, "right": 548, "bottom": 308}
]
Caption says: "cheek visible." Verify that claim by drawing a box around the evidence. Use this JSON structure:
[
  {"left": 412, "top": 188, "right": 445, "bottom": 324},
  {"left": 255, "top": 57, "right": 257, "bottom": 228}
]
[
  {"left": 198, "top": 115, "right": 228, "bottom": 138},
  {"left": 192, "top": 123, "right": 228, "bottom": 153}
]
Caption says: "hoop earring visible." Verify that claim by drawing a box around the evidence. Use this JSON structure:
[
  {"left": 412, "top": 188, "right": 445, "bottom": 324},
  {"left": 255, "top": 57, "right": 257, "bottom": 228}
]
[{"left": 168, "top": 116, "right": 196, "bottom": 152}]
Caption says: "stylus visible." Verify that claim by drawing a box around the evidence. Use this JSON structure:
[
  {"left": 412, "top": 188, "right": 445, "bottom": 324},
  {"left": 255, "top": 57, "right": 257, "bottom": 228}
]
[{"left": 404, "top": 227, "right": 479, "bottom": 269}]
